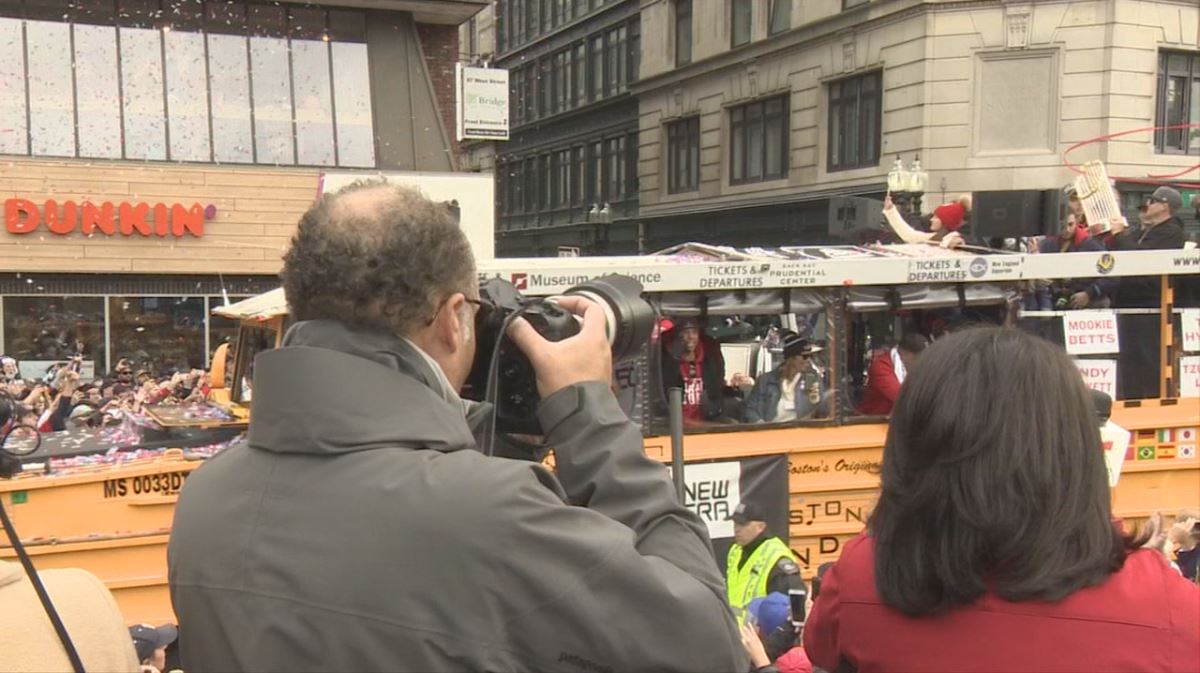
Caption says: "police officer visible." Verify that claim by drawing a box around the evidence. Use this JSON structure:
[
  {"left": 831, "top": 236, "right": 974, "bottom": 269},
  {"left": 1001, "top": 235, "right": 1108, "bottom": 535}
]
[{"left": 726, "top": 501, "right": 802, "bottom": 618}]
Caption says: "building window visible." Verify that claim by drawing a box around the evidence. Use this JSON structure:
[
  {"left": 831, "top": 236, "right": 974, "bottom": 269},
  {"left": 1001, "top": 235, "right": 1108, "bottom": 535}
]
[
  {"left": 607, "top": 25, "right": 626, "bottom": 94},
  {"left": 511, "top": 68, "right": 523, "bottom": 125},
  {"left": 730, "top": 95, "right": 789, "bottom": 184},
  {"left": 667, "top": 116, "right": 700, "bottom": 193},
  {"left": 3, "top": 297, "right": 107, "bottom": 378},
  {"left": 109, "top": 297, "right": 206, "bottom": 374},
  {"left": 573, "top": 42, "right": 587, "bottom": 106},
  {"left": 571, "top": 146, "right": 585, "bottom": 205},
  {"left": 556, "top": 149, "right": 571, "bottom": 208},
  {"left": 628, "top": 19, "right": 640, "bottom": 83},
  {"left": 606, "top": 136, "right": 626, "bottom": 201},
  {"left": 74, "top": 23, "right": 122, "bottom": 159},
  {"left": 590, "top": 34, "right": 604, "bottom": 101},
  {"left": 0, "top": 2, "right": 373, "bottom": 167},
  {"left": 731, "top": 0, "right": 752, "bottom": 48},
  {"left": 541, "top": 154, "right": 553, "bottom": 210},
  {"left": 540, "top": 58, "right": 553, "bottom": 116},
  {"left": 496, "top": 0, "right": 507, "bottom": 53},
  {"left": 675, "top": 0, "right": 691, "bottom": 67},
  {"left": 844, "top": 0, "right": 869, "bottom": 8},
  {"left": 513, "top": 0, "right": 525, "bottom": 45},
  {"left": 1155, "top": 50, "right": 1200, "bottom": 155},
  {"left": 555, "top": 50, "right": 570, "bottom": 113},
  {"left": 207, "top": 296, "right": 252, "bottom": 363},
  {"left": 526, "top": 0, "right": 538, "bottom": 40},
  {"left": 509, "top": 161, "right": 524, "bottom": 215},
  {"left": 524, "top": 157, "right": 538, "bottom": 212},
  {"left": 828, "top": 71, "right": 882, "bottom": 172},
  {"left": 769, "top": 0, "right": 791, "bottom": 35},
  {"left": 588, "top": 140, "right": 603, "bottom": 202}
]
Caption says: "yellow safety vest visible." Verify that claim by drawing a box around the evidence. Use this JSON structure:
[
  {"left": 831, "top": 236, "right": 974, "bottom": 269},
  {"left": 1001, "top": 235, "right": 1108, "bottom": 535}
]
[{"left": 726, "top": 536, "right": 797, "bottom": 618}]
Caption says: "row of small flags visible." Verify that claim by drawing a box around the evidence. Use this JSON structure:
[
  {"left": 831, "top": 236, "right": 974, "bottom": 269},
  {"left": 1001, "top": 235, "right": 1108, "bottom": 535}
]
[{"left": 1125, "top": 428, "right": 1198, "bottom": 461}]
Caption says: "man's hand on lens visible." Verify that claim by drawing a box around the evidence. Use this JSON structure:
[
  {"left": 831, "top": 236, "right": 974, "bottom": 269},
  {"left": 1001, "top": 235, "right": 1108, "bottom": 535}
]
[{"left": 507, "top": 295, "right": 613, "bottom": 398}]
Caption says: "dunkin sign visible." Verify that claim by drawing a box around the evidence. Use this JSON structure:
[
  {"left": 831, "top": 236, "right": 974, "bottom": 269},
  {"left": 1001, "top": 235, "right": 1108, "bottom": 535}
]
[{"left": 4, "top": 198, "right": 216, "bottom": 238}]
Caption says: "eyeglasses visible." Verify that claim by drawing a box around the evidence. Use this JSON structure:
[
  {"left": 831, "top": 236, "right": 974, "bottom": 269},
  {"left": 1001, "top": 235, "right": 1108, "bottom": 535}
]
[{"left": 425, "top": 296, "right": 485, "bottom": 327}]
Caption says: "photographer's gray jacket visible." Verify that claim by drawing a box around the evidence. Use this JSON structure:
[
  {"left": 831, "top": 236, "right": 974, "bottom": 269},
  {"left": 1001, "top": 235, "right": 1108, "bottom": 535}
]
[{"left": 168, "top": 320, "right": 745, "bottom": 673}]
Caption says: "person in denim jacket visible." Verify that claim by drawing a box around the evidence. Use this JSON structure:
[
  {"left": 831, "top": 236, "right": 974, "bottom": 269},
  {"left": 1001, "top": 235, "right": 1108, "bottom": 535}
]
[{"left": 743, "top": 332, "right": 828, "bottom": 423}]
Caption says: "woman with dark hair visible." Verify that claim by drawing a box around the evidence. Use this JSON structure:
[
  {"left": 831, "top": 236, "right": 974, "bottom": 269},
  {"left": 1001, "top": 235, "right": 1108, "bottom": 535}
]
[{"left": 804, "top": 327, "right": 1199, "bottom": 672}]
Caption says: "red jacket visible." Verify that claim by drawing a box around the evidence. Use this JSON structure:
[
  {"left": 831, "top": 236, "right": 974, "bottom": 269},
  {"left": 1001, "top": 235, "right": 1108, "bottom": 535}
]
[
  {"left": 857, "top": 351, "right": 901, "bottom": 416},
  {"left": 804, "top": 534, "right": 1200, "bottom": 673}
]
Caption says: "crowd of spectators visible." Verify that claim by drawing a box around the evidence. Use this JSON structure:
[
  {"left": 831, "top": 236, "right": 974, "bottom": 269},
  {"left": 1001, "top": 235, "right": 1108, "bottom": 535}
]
[{"left": 1, "top": 354, "right": 211, "bottom": 434}]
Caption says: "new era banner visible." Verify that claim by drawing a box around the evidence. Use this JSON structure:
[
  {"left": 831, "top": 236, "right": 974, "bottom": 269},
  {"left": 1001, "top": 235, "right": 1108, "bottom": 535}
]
[{"left": 673, "top": 454, "right": 790, "bottom": 575}]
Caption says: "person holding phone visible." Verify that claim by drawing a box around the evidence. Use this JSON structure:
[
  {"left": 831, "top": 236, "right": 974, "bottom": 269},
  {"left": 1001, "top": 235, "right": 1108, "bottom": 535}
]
[{"left": 740, "top": 592, "right": 813, "bottom": 673}]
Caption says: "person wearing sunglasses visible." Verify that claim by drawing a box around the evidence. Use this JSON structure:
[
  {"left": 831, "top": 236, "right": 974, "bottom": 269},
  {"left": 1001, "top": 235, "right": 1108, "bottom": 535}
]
[{"left": 1105, "top": 186, "right": 1187, "bottom": 399}]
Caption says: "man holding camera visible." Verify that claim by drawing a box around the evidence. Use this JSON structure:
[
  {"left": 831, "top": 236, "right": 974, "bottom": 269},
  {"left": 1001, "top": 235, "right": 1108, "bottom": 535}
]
[{"left": 168, "top": 181, "right": 745, "bottom": 672}]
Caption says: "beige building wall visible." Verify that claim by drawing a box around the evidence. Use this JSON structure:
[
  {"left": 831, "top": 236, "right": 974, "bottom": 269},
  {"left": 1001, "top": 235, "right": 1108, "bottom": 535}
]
[
  {"left": 0, "top": 159, "right": 319, "bottom": 275},
  {"left": 636, "top": 0, "right": 1199, "bottom": 219}
]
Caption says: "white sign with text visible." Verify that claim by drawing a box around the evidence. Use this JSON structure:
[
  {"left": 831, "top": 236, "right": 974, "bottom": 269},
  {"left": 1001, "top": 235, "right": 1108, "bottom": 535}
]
[
  {"left": 1063, "top": 311, "right": 1120, "bottom": 355},
  {"left": 1181, "top": 356, "right": 1200, "bottom": 398},
  {"left": 1182, "top": 309, "right": 1200, "bottom": 353},
  {"left": 672, "top": 461, "right": 742, "bottom": 540},
  {"left": 456, "top": 64, "right": 509, "bottom": 141},
  {"left": 1075, "top": 359, "right": 1118, "bottom": 397}
]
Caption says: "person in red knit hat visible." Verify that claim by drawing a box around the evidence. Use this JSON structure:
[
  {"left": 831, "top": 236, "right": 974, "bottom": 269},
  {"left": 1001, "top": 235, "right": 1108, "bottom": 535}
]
[{"left": 882, "top": 194, "right": 972, "bottom": 248}]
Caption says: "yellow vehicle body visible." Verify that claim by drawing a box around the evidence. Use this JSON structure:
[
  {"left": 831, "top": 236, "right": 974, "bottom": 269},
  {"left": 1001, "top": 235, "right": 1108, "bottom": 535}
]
[
  {"left": 2, "top": 400, "right": 1195, "bottom": 624},
  {"left": 2, "top": 246, "right": 1197, "bottom": 624}
]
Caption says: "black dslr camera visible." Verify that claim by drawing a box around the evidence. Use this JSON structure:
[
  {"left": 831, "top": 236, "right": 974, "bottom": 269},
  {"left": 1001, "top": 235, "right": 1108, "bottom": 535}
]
[{"left": 462, "top": 274, "right": 655, "bottom": 436}]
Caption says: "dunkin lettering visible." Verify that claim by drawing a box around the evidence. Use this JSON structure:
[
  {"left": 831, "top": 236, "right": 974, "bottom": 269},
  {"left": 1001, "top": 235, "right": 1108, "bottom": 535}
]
[{"left": 5, "top": 198, "right": 215, "bottom": 238}]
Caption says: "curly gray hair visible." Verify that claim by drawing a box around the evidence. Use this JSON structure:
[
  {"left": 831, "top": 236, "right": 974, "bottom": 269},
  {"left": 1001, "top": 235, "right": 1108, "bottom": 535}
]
[{"left": 281, "top": 179, "right": 477, "bottom": 336}]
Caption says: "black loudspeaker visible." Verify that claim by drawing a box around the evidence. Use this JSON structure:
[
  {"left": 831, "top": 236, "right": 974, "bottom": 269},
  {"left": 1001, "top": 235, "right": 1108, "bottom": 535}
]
[
  {"left": 828, "top": 196, "right": 885, "bottom": 238},
  {"left": 971, "top": 190, "right": 1062, "bottom": 238}
]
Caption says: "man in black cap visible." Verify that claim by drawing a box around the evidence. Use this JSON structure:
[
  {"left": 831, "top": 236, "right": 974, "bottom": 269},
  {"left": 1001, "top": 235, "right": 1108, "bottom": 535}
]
[
  {"left": 1115, "top": 185, "right": 1184, "bottom": 289},
  {"left": 742, "top": 331, "right": 828, "bottom": 423},
  {"left": 725, "top": 501, "right": 802, "bottom": 620},
  {"left": 129, "top": 624, "right": 177, "bottom": 673},
  {"left": 1109, "top": 186, "right": 1187, "bottom": 399}
]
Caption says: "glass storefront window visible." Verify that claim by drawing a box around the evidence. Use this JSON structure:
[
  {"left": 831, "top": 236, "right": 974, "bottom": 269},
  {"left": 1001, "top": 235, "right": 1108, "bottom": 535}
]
[
  {"left": 26, "top": 20, "right": 76, "bottom": 157},
  {"left": 2, "top": 297, "right": 106, "bottom": 380},
  {"left": 0, "top": 18, "right": 27, "bottom": 155},
  {"left": 165, "top": 29, "right": 212, "bottom": 161},
  {"left": 332, "top": 41, "right": 375, "bottom": 167},
  {"left": 109, "top": 296, "right": 206, "bottom": 375},
  {"left": 74, "top": 24, "right": 123, "bottom": 159},
  {"left": 250, "top": 35, "right": 295, "bottom": 164},
  {"left": 121, "top": 26, "right": 169, "bottom": 160},
  {"left": 292, "top": 39, "right": 336, "bottom": 166},
  {"left": 0, "top": 0, "right": 374, "bottom": 167},
  {"left": 208, "top": 32, "right": 255, "bottom": 163},
  {"left": 206, "top": 295, "right": 249, "bottom": 366}
]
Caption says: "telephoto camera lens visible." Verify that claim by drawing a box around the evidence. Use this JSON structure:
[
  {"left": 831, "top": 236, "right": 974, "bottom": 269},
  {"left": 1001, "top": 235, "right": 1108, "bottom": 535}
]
[{"left": 563, "top": 275, "right": 656, "bottom": 362}]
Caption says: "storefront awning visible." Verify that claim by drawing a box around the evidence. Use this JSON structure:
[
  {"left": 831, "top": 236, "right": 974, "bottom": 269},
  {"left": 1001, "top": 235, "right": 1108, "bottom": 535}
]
[{"left": 212, "top": 288, "right": 289, "bottom": 322}]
